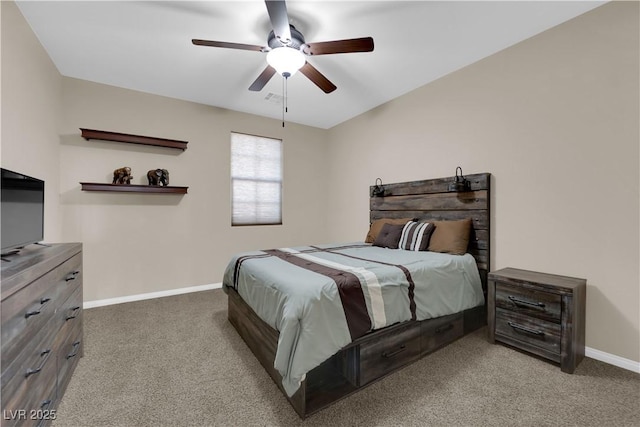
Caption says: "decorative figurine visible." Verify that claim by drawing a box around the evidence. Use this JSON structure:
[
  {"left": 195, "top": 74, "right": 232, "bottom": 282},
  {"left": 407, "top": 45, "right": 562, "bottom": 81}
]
[
  {"left": 112, "top": 167, "right": 133, "bottom": 184},
  {"left": 147, "top": 169, "right": 169, "bottom": 186}
]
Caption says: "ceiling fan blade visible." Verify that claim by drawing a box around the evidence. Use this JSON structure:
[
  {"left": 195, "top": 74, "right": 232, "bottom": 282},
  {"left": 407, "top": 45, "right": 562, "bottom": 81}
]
[
  {"left": 265, "top": 1, "right": 292, "bottom": 45},
  {"left": 299, "top": 62, "right": 337, "bottom": 94},
  {"left": 192, "top": 39, "right": 265, "bottom": 52},
  {"left": 249, "top": 65, "right": 277, "bottom": 91},
  {"left": 304, "top": 37, "right": 374, "bottom": 56}
]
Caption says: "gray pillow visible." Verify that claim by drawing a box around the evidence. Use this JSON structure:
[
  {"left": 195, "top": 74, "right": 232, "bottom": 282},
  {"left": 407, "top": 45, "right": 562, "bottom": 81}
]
[{"left": 372, "top": 223, "right": 405, "bottom": 249}]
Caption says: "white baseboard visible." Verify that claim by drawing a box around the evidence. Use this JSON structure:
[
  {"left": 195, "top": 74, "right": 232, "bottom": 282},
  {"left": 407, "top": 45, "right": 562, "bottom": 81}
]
[
  {"left": 83, "top": 282, "right": 222, "bottom": 309},
  {"left": 585, "top": 346, "right": 640, "bottom": 374},
  {"left": 84, "top": 284, "right": 639, "bottom": 374}
]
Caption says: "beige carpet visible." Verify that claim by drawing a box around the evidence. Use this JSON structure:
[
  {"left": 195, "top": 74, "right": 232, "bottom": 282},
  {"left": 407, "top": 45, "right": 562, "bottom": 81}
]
[{"left": 53, "top": 289, "right": 639, "bottom": 426}]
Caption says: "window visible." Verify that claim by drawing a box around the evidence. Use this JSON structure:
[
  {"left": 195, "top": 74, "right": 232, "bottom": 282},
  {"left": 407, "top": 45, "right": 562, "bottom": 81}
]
[{"left": 231, "top": 132, "right": 282, "bottom": 226}]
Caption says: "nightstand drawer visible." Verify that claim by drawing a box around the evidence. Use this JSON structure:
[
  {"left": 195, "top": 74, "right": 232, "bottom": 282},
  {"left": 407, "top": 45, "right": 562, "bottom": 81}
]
[
  {"left": 495, "top": 282, "right": 561, "bottom": 323},
  {"left": 359, "top": 323, "right": 421, "bottom": 386},
  {"left": 495, "top": 308, "right": 561, "bottom": 355}
]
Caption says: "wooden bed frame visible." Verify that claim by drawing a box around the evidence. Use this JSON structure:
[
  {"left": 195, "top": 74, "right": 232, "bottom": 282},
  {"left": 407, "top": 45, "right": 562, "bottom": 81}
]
[{"left": 227, "top": 173, "right": 491, "bottom": 418}]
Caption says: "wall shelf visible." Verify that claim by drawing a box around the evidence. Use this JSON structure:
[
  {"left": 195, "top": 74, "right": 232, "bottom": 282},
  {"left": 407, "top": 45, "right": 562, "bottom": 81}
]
[
  {"left": 80, "top": 128, "right": 188, "bottom": 150},
  {"left": 80, "top": 183, "right": 188, "bottom": 194}
]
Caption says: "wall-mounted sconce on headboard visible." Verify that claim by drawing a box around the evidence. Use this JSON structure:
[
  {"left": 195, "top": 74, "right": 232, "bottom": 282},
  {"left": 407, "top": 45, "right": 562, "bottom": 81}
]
[
  {"left": 371, "top": 177, "right": 385, "bottom": 197},
  {"left": 448, "top": 167, "right": 471, "bottom": 192}
]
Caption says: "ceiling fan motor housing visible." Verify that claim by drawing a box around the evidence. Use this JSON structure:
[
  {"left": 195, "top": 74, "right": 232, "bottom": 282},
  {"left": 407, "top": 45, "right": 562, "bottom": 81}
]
[{"left": 268, "top": 25, "right": 306, "bottom": 50}]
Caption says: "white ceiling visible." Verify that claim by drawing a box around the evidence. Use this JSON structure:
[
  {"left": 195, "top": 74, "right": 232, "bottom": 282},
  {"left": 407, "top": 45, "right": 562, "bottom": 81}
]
[{"left": 17, "top": 1, "right": 605, "bottom": 129}]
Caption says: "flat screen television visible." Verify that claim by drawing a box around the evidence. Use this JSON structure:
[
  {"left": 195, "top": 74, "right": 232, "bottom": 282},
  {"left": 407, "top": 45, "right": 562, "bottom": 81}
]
[{"left": 1, "top": 168, "right": 45, "bottom": 255}]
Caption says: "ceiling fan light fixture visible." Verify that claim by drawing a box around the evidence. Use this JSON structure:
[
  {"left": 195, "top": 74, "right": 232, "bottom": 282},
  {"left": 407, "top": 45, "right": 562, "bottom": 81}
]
[{"left": 267, "top": 47, "right": 305, "bottom": 77}]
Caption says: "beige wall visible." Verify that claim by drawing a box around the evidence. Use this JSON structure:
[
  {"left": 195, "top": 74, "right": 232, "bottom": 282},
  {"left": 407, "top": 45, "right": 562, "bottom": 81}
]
[
  {"left": 326, "top": 2, "right": 639, "bottom": 363},
  {"left": 2, "top": 1, "right": 329, "bottom": 302},
  {"left": 59, "top": 78, "right": 328, "bottom": 301},
  {"left": 1, "top": 0, "right": 63, "bottom": 243}
]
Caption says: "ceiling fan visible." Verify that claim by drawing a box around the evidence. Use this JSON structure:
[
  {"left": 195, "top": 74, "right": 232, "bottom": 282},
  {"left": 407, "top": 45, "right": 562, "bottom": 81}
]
[{"left": 192, "top": 0, "right": 374, "bottom": 94}]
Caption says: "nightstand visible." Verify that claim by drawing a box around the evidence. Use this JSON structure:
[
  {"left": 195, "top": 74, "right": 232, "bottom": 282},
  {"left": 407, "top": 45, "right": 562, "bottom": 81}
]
[{"left": 487, "top": 268, "right": 586, "bottom": 373}]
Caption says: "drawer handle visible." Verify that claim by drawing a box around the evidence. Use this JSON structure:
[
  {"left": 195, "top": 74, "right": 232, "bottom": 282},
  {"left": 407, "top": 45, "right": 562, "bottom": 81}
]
[
  {"left": 66, "top": 306, "right": 81, "bottom": 321},
  {"left": 508, "top": 295, "right": 546, "bottom": 310},
  {"left": 65, "top": 270, "right": 80, "bottom": 281},
  {"left": 435, "top": 324, "right": 454, "bottom": 334},
  {"left": 507, "top": 321, "right": 545, "bottom": 337},
  {"left": 382, "top": 345, "right": 406, "bottom": 359},
  {"left": 25, "top": 349, "right": 52, "bottom": 378},
  {"left": 66, "top": 341, "right": 81, "bottom": 359},
  {"left": 25, "top": 297, "right": 52, "bottom": 318}
]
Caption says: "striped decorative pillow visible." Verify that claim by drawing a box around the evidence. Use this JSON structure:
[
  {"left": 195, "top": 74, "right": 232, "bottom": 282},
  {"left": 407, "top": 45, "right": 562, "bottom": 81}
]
[{"left": 398, "top": 221, "right": 436, "bottom": 251}]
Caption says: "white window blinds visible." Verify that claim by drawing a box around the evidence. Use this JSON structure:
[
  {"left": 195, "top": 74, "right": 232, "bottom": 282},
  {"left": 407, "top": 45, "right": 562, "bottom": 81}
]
[{"left": 231, "top": 132, "right": 282, "bottom": 226}]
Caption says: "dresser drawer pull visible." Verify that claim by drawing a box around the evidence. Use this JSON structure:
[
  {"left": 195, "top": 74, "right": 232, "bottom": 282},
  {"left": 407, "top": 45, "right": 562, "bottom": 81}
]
[
  {"left": 382, "top": 345, "right": 406, "bottom": 359},
  {"left": 66, "top": 341, "right": 81, "bottom": 359},
  {"left": 25, "top": 298, "right": 52, "bottom": 318},
  {"left": 508, "top": 296, "right": 546, "bottom": 310},
  {"left": 25, "top": 349, "right": 52, "bottom": 378},
  {"left": 507, "top": 321, "right": 545, "bottom": 337},
  {"left": 65, "top": 306, "right": 81, "bottom": 321},
  {"left": 65, "top": 270, "right": 80, "bottom": 281},
  {"left": 435, "top": 324, "right": 454, "bottom": 334}
]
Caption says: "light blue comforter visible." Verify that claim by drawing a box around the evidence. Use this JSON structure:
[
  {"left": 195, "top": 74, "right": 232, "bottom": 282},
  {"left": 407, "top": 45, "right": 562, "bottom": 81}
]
[{"left": 222, "top": 243, "right": 484, "bottom": 396}]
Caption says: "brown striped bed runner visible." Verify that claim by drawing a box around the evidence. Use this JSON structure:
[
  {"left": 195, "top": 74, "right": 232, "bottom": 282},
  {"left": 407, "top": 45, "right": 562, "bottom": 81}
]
[{"left": 232, "top": 245, "right": 416, "bottom": 341}]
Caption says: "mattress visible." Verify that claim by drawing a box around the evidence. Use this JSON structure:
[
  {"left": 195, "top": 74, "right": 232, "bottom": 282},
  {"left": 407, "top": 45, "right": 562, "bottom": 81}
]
[{"left": 222, "top": 242, "right": 484, "bottom": 396}]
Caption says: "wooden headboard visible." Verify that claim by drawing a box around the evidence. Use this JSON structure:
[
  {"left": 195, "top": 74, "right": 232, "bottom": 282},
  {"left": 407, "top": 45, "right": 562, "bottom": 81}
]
[{"left": 369, "top": 173, "right": 491, "bottom": 288}]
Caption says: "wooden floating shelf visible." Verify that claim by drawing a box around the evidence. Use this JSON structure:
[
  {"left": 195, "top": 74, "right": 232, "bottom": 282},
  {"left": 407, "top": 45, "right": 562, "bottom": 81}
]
[
  {"left": 80, "top": 128, "right": 188, "bottom": 150},
  {"left": 80, "top": 183, "right": 188, "bottom": 194}
]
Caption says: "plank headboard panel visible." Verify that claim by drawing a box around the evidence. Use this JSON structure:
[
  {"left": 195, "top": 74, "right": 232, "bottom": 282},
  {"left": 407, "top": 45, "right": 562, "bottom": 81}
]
[{"left": 369, "top": 173, "right": 491, "bottom": 288}]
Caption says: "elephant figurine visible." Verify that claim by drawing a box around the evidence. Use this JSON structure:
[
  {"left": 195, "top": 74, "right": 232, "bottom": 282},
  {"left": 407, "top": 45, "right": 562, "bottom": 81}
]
[
  {"left": 112, "top": 167, "right": 133, "bottom": 184},
  {"left": 147, "top": 169, "right": 169, "bottom": 186}
]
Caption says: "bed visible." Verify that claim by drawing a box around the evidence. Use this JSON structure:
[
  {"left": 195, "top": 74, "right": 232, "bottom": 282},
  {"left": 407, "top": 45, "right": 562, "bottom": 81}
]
[{"left": 222, "top": 173, "right": 491, "bottom": 418}]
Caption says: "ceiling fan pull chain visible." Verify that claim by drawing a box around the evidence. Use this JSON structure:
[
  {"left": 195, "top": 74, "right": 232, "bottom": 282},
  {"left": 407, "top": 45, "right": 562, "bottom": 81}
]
[{"left": 281, "top": 71, "right": 291, "bottom": 127}]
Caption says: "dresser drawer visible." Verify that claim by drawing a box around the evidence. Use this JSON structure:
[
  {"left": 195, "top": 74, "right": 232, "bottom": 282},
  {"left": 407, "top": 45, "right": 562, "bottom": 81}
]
[
  {"left": 495, "top": 282, "right": 561, "bottom": 323},
  {"left": 56, "top": 318, "right": 83, "bottom": 398},
  {"left": 495, "top": 308, "right": 561, "bottom": 355},
  {"left": 56, "top": 287, "right": 83, "bottom": 344},
  {"left": 1, "top": 254, "right": 82, "bottom": 368},
  {"left": 0, "top": 319, "right": 57, "bottom": 392},
  {"left": 359, "top": 323, "right": 421, "bottom": 386},
  {"left": 1, "top": 389, "right": 56, "bottom": 427},
  {"left": 1, "top": 331, "right": 58, "bottom": 427},
  {"left": 1, "top": 243, "right": 83, "bottom": 427}
]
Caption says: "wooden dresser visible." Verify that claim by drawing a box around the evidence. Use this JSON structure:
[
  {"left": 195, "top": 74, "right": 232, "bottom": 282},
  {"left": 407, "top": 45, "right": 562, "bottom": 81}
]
[
  {"left": 1, "top": 243, "right": 83, "bottom": 426},
  {"left": 487, "top": 267, "right": 586, "bottom": 373}
]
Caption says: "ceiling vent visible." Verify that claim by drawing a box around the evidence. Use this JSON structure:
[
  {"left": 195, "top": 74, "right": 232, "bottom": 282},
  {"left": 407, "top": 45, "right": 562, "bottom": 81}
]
[{"left": 264, "top": 92, "right": 284, "bottom": 105}]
